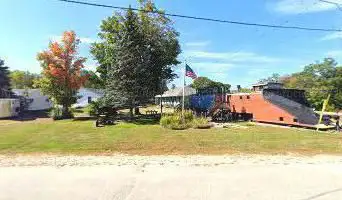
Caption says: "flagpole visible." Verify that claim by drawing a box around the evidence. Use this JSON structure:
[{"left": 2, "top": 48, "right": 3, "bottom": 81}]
[{"left": 182, "top": 61, "right": 186, "bottom": 122}]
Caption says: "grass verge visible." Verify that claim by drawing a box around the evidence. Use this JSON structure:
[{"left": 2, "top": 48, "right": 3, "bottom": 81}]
[{"left": 0, "top": 120, "right": 341, "bottom": 155}]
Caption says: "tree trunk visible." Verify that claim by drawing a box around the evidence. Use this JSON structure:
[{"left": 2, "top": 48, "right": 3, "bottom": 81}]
[
  {"left": 129, "top": 107, "right": 134, "bottom": 121},
  {"left": 134, "top": 107, "right": 140, "bottom": 115},
  {"left": 62, "top": 104, "right": 71, "bottom": 119},
  {"left": 160, "top": 95, "right": 163, "bottom": 116}
]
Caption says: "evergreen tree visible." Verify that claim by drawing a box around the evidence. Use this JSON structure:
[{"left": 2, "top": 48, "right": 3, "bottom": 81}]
[
  {"left": 103, "top": 8, "right": 147, "bottom": 117},
  {"left": 0, "top": 58, "right": 11, "bottom": 97},
  {"left": 91, "top": 1, "right": 181, "bottom": 118}
]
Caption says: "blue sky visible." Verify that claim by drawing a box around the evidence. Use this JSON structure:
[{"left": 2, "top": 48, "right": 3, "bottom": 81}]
[{"left": 1, "top": 0, "right": 342, "bottom": 88}]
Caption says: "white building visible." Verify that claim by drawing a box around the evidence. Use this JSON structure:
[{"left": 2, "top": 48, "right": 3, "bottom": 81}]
[
  {"left": 12, "top": 89, "right": 52, "bottom": 111},
  {"left": 73, "top": 88, "right": 104, "bottom": 108},
  {"left": 0, "top": 99, "right": 20, "bottom": 118},
  {"left": 155, "top": 86, "right": 196, "bottom": 108},
  {"left": 12, "top": 88, "right": 103, "bottom": 110}
]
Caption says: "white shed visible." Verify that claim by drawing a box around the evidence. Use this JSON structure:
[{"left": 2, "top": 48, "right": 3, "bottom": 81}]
[{"left": 12, "top": 89, "right": 52, "bottom": 111}]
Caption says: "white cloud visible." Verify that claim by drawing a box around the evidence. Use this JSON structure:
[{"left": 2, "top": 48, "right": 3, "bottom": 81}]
[
  {"left": 49, "top": 36, "right": 97, "bottom": 44},
  {"left": 185, "top": 41, "right": 211, "bottom": 48},
  {"left": 185, "top": 51, "right": 280, "bottom": 63},
  {"left": 190, "top": 62, "right": 235, "bottom": 76},
  {"left": 321, "top": 32, "right": 342, "bottom": 41},
  {"left": 191, "top": 62, "right": 234, "bottom": 69},
  {"left": 182, "top": 62, "right": 235, "bottom": 83},
  {"left": 272, "top": 0, "right": 342, "bottom": 14},
  {"left": 79, "top": 37, "right": 97, "bottom": 44},
  {"left": 176, "top": 61, "right": 234, "bottom": 74}
]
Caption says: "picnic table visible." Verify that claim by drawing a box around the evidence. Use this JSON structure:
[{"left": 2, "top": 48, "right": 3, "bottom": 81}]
[{"left": 146, "top": 110, "right": 158, "bottom": 115}]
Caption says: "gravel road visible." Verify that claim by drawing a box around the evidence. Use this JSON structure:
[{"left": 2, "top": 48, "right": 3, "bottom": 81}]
[{"left": 1, "top": 154, "right": 342, "bottom": 200}]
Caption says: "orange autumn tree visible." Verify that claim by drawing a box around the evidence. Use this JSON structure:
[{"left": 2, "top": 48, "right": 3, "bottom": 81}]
[{"left": 36, "top": 31, "right": 88, "bottom": 118}]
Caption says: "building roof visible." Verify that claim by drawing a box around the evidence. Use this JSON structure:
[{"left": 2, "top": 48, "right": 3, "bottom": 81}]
[
  {"left": 155, "top": 86, "right": 196, "bottom": 98},
  {"left": 13, "top": 88, "right": 104, "bottom": 96},
  {"left": 78, "top": 88, "right": 104, "bottom": 96},
  {"left": 230, "top": 93, "right": 254, "bottom": 96},
  {"left": 251, "top": 82, "right": 284, "bottom": 87},
  {"left": 12, "top": 89, "right": 41, "bottom": 93}
]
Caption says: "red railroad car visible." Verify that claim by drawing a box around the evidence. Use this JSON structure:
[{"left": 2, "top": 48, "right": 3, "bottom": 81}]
[{"left": 228, "top": 82, "right": 319, "bottom": 127}]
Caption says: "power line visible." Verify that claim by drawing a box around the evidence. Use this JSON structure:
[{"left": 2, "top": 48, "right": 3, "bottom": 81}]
[
  {"left": 318, "top": 0, "right": 342, "bottom": 11},
  {"left": 57, "top": 0, "right": 342, "bottom": 32}
]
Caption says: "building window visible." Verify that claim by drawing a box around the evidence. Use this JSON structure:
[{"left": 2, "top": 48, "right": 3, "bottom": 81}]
[
  {"left": 279, "top": 117, "right": 284, "bottom": 121},
  {"left": 247, "top": 96, "right": 250, "bottom": 99},
  {"left": 46, "top": 98, "right": 49, "bottom": 102},
  {"left": 240, "top": 96, "right": 243, "bottom": 100},
  {"left": 88, "top": 97, "right": 92, "bottom": 103},
  {"left": 293, "top": 118, "right": 298, "bottom": 123}
]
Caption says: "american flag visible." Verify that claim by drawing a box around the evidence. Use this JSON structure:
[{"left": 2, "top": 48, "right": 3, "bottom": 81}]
[{"left": 185, "top": 64, "right": 197, "bottom": 79}]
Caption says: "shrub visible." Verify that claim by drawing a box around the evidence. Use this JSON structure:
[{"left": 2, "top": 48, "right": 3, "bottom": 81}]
[
  {"left": 88, "top": 101, "right": 101, "bottom": 116},
  {"left": 170, "top": 122, "right": 192, "bottom": 130},
  {"left": 49, "top": 107, "right": 74, "bottom": 120},
  {"left": 160, "top": 115, "right": 173, "bottom": 128},
  {"left": 160, "top": 111, "right": 193, "bottom": 130},
  {"left": 245, "top": 122, "right": 256, "bottom": 127},
  {"left": 160, "top": 111, "right": 210, "bottom": 130},
  {"left": 193, "top": 117, "right": 211, "bottom": 129},
  {"left": 184, "top": 110, "right": 194, "bottom": 122}
]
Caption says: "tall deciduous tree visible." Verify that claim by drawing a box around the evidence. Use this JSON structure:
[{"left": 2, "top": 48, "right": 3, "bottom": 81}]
[
  {"left": 281, "top": 58, "right": 342, "bottom": 111},
  {"left": 91, "top": 1, "right": 181, "bottom": 117},
  {"left": 191, "top": 76, "right": 231, "bottom": 91},
  {"left": 10, "top": 70, "right": 40, "bottom": 89},
  {"left": 258, "top": 73, "right": 281, "bottom": 84},
  {"left": 36, "top": 31, "right": 88, "bottom": 118},
  {"left": 82, "top": 70, "right": 104, "bottom": 89},
  {"left": 0, "top": 58, "right": 11, "bottom": 97}
]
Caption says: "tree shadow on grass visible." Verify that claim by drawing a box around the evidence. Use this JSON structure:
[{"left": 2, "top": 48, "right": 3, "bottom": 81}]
[
  {"left": 78, "top": 113, "right": 160, "bottom": 125},
  {"left": 132, "top": 117, "right": 160, "bottom": 125},
  {"left": 117, "top": 114, "right": 160, "bottom": 125},
  {"left": 10, "top": 110, "right": 50, "bottom": 122}
]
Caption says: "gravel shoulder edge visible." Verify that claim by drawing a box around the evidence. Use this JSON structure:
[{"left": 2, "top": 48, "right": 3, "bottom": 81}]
[{"left": 1, "top": 154, "right": 342, "bottom": 167}]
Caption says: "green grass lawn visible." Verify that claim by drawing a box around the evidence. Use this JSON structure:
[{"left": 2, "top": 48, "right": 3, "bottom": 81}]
[{"left": 0, "top": 119, "right": 342, "bottom": 155}]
